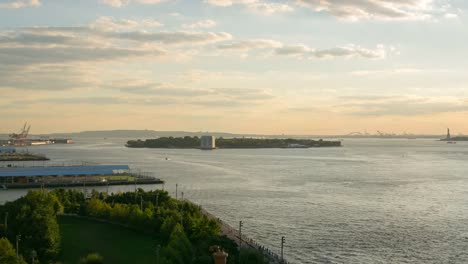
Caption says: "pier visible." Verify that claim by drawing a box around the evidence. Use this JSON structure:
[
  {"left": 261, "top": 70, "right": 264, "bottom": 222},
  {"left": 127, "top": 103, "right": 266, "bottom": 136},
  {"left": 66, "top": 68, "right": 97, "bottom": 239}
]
[{"left": 0, "top": 164, "right": 164, "bottom": 189}]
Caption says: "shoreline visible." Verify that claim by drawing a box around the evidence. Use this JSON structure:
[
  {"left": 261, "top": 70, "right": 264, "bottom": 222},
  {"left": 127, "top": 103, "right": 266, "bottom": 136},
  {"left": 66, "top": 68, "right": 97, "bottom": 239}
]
[{"left": 187, "top": 200, "right": 290, "bottom": 264}]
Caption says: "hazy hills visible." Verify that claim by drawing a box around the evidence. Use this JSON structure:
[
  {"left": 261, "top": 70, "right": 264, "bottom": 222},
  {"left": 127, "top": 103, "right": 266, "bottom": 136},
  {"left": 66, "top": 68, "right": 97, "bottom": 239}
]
[{"left": 0, "top": 129, "right": 446, "bottom": 140}]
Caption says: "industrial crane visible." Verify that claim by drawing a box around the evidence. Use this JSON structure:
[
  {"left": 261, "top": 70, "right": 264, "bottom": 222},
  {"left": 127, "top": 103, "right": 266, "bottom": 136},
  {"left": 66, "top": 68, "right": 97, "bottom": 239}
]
[{"left": 9, "top": 122, "right": 30, "bottom": 146}]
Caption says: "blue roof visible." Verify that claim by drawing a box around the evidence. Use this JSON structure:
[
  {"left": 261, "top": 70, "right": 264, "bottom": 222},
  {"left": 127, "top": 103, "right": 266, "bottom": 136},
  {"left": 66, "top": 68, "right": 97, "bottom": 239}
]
[
  {"left": 0, "top": 165, "right": 130, "bottom": 177},
  {"left": 0, "top": 147, "right": 16, "bottom": 153}
]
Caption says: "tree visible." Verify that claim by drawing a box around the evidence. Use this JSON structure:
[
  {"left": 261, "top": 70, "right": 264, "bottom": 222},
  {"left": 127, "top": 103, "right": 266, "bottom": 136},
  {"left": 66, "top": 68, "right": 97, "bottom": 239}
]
[
  {"left": 78, "top": 253, "right": 104, "bottom": 264},
  {"left": 2, "top": 191, "right": 62, "bottom": 262},
  {"left": 0, "top": 237, "right": 26, "bottom": 264},
  {"left": 239, "top": 248, "right": 268, "bottom": 264}
]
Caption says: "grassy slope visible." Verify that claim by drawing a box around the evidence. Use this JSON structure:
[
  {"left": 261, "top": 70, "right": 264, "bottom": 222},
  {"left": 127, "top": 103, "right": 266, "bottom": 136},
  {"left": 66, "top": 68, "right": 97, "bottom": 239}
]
[{"left": 58, "top": 215, "right": 156, "bottom": 264}]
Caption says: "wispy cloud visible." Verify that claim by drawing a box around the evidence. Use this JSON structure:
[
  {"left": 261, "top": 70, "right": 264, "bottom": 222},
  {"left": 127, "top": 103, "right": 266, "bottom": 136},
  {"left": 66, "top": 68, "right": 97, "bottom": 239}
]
[
  {"left": 0, "top": 0, "right": 40, "bottom": 9},
  {"left": 205, "top": 0, "right": 294, "bottom": 15},
  {"left": 295, "top": 0, "right": 451, "bottom": 21},
  {"left": 338, "top": 96, "right": 468, "bottom": 116},
  {"left": 99, "top": 0, "right": 166, "bottom": 8},
  {"left": 219, "top": 40, "right": 387, "bottom": 59},
  {"left": 182, "top": 19, "right": 217, "bottom": 29}
]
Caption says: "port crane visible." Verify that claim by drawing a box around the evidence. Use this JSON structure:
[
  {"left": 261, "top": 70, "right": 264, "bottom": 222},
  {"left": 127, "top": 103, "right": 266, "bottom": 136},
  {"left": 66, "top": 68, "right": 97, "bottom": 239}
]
[{"left": 9, "top": 122, "right": 30, "bottom": 146}]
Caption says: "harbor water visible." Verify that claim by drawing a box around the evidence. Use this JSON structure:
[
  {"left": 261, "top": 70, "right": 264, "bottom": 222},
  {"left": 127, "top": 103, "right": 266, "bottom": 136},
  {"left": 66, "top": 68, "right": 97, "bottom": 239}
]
[{"left": 1, "top": 138, "right": 467, "bottom": 263}]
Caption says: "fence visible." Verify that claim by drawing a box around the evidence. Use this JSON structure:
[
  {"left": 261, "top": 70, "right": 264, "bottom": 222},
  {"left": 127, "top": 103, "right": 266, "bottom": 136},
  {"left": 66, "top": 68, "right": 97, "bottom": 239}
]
[{"left": 188, "top": 201, "right": 291, "bottom": 264}]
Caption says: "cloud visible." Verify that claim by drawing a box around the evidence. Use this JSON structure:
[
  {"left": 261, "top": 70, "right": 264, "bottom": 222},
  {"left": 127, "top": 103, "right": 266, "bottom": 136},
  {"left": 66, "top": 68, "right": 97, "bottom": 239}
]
[
  {"left": 274, "top": 44, "right": 312, "bottom": 57},
  {"left": 182, "top": 20, "right": 217, "bottom": 29},
  {"left": 0, "top": 46, "right": 163, "bottom": 66},
  {"left": 90, "top": 16, "right": 163, "bottom": 31},
  {"left": 0, "top": 0, "right": 40, "bottom": 8},
  {"left": 43, "top": 97, "right": 126, "bottom": 105},
  {"left": 219, "top": 39, "right": 387, "bottom": 59},
  {"left": 313, "top": 44, "right": 386, "bottom": 59},
  {"left": 294, "top": 0, "right": 444, "bottom": 21},
  {"left": 110, "top": 31, "right": 232, "bottom": 45},
  {"left": 0, "top": 64, "right": 99, "bottom": 90},
  {"left": 205, "top": 0, "right": 293, "bottom": 15},
  {"left": 338, "top": 96, "right": 468, "bottom": 116},
  {"left": 99, "top": 0, "right": 165, "bottom": 7},
  {"left": 115, "top": 82, "right": 215, "bottom": 96},
  {"left": 0, "top": 17, "right": 234, "bottom": 69},
  {"left": 114, "top": 81, "right": 274, "bottom": 101},
  {"left": 218, "top": 39, "right": 283, "bottom": 50}
]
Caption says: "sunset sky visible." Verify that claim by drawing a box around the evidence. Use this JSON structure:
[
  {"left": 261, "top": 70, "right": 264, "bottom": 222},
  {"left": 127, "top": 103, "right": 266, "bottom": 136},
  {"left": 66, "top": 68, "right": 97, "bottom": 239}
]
[{"left": 1, "top": 0, "right": 467, "bottom": 135}]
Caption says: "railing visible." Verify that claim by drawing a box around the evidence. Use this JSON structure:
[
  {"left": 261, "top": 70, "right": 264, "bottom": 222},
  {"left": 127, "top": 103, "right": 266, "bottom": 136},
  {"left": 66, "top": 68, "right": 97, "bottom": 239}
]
[{"left": 187, "top": 201, "right": 291, "bottom": 264}]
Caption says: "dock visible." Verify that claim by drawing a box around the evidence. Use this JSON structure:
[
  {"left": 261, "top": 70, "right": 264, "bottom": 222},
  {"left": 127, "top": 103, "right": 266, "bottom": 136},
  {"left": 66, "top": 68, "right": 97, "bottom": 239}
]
[
  {"left": 0, "top": 164, "right": 164, "bottom": 189},
  {"left": 3, "top": 177, "right": 163, "bottom": 189}
]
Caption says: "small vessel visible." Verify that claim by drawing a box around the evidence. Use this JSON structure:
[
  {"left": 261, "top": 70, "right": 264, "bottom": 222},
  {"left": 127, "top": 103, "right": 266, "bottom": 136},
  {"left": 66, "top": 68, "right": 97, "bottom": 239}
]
[{"left": 447, "top": 141, "right": 457, "bottom": 144}]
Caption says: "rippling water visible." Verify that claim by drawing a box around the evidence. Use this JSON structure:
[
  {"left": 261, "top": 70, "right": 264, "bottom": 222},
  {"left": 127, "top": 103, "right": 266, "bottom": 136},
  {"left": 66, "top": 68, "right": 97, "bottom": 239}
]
[{"left": 1, "top": 138, "right": 468, "bottom": 263}]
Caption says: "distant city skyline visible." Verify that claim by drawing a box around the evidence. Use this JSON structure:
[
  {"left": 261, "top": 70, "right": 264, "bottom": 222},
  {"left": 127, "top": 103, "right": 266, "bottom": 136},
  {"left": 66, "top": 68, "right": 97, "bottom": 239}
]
[{"left": 1, "top": 0, "right": 468, "bottom": 134}]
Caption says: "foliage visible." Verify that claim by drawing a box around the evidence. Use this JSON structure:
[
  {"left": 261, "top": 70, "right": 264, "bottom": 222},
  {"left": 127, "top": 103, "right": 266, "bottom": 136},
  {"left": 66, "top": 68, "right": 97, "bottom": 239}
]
[
  {"left": 239, "top": 247, "right": 269, "bottom": 264},
  {"left": 0, "top": 237, "right": 26, "bottom": 264},
  {"left": 54, "top": 188, "right": 226, "bottom": 263},
  {"left": 127, "top": 136, "right": 200, "bottom": 148},
  {"left": 78, "top": 253, "right": 104, "bottom": 264},
  {"left": 0, "top": 188, "right": 267, "bottom": 264},
  {"left": 0, "top": 191, "right": 62, "bottom": 263},
  {"left": 126, "top": 136, "right": 341, "bottom": 148}
]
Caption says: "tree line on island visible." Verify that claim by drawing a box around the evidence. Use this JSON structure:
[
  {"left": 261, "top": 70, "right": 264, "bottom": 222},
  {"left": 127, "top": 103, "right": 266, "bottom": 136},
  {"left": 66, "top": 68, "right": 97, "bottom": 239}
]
[
  {"left": 127, "top": 136, "right": 341, "bottom": 148},
  {"left": 0, "top": 189, "right": 267, "bottom": 264}
]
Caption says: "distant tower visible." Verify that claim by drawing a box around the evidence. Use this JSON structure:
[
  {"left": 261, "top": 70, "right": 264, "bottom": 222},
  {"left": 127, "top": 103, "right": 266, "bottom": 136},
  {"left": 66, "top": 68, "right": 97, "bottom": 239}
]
[
  {"left": 447, "top": 128, "right": 451, "bottom": 140},
  {"left": 200, "top": 136, "right": 216, "bottom": 150}
]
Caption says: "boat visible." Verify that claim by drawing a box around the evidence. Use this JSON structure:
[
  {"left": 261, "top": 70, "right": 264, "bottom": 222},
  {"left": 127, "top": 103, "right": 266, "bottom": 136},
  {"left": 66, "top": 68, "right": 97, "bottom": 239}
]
[{"left": 447, "top": 141, "right": 457, "bottom": 144}]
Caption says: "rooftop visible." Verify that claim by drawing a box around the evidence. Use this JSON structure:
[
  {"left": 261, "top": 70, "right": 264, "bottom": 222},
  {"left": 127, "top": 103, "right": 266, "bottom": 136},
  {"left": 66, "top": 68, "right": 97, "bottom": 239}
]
[{"left": 0, "top": 165, "right": 130, "bottom": 177}]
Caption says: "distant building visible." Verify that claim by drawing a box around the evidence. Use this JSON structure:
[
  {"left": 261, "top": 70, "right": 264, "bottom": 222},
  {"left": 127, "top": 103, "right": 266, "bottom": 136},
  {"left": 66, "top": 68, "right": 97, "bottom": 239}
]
[
  {"left": 447, "top": 128, "right": 451, "bottom": 140},
  {"left": 200, "top": 136, "right": 216, "bottom": 150}
]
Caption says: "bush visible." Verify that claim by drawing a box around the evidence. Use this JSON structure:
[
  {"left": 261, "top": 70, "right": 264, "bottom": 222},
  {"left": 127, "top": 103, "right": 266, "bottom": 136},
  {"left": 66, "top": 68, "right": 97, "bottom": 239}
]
[{"left": 79, "top": 253, "right": 104, "bottom": 264}]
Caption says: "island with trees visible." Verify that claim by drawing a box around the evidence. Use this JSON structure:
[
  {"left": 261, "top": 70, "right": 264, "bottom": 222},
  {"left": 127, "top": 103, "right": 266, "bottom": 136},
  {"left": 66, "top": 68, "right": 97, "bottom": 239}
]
[
  {"left": 126, "top": 136, "right": 342, "bottom": 149},
  {"left": 0, "top": 188, "right": 269, "bottom": 264}
]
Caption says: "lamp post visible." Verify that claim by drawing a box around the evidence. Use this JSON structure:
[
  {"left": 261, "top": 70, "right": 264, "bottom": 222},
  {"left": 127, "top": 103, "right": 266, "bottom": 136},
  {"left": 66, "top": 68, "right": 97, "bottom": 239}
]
[
  {"left": 16, "top": 234, "right": 21, "bottom": 259},
  {"left": 31, "top": 250, "right": 37, "bottom": 264},
  {"left": 238, "top": 221, "right": 243, "bottom": 264},
  {"left": 155, "top": 244, "right": 160, "bottom": 264},
  {"left": 175, "top": 184, "right": 178, "bottom": 200},
  {"left": 281, "top": 236, "right": 285, "bottom": 263},
  {"left": 4, "top": 212, "right": 8, "bottom": 234}
]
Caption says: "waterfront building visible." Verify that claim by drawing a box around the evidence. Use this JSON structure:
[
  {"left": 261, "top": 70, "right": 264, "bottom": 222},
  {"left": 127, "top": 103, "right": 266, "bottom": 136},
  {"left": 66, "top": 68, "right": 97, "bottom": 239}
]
[
  {"left": 0, "top": 147, "right": 16, "bottom": 153},
  {"left": 201, "top": 135, "right": 216, "bottom": 149}
]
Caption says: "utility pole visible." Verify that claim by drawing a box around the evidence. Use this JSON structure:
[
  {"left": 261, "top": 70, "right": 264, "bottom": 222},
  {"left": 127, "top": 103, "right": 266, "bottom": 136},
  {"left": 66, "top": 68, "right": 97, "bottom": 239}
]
[
  {"left": 175, "top": 184, "right": 178, "bottom": 200},
  {"left": 140, "top": 196, "right": 143, "bottom": 211},
  {"left": 281, "top": 236, "right": 285, "bottom": 263},
  {"left": 31, "top": 250, "right": 37, "bottom": 264},
  {"left": 238, "top": 221, "right": 243, "bottom": 264},
  {"left": 155, "top": 244, "right": 160, "bottom": 264},
  {"left": 4, "top": 212, "right": 7, "bottom": 234},
  {"left": 16, "top": 234, "right": 21, "bottom": 259},
  {"left": 181, "top": 191, "right": 184, "bottom": 201}
]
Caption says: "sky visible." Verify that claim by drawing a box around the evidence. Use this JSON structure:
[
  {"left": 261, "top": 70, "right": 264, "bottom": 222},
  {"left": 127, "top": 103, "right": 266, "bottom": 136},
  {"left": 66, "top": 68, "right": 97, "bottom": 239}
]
[{"left": 1, "top": 0, "right": 468, "bottom": 135}]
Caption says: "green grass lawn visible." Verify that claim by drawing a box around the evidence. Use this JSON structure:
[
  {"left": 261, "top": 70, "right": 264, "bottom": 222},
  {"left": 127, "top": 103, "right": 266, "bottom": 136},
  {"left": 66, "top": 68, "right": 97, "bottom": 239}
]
[{"left": 58, "top": 215, "right": 157, "bottom": 264}]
